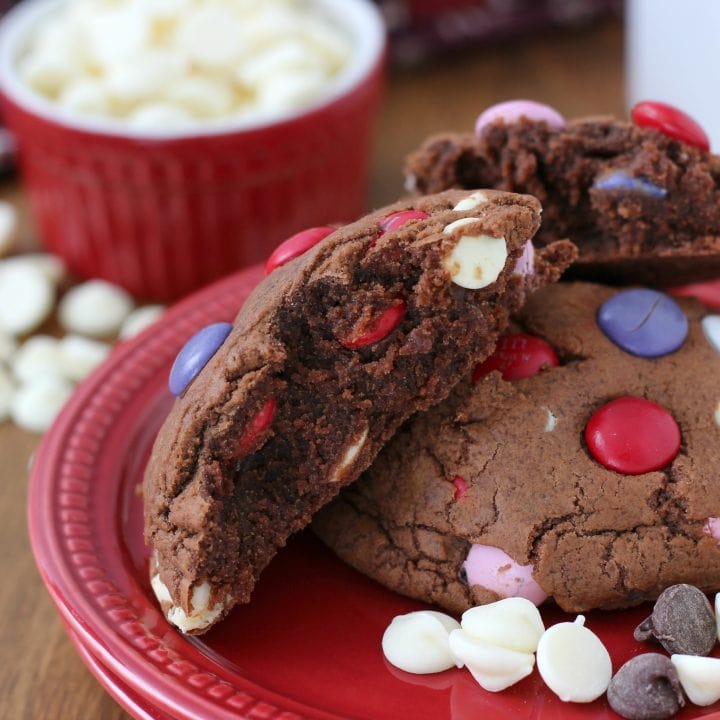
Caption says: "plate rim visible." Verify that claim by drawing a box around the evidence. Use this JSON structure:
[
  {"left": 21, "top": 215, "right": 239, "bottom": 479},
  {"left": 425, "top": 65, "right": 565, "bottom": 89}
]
[{"left": 27, "top": 263, "right": 347, "bottom": 720}]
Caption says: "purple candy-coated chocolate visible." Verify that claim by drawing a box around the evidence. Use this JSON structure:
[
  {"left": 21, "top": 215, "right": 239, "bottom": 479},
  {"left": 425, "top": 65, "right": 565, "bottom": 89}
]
[
  {"left": 593, "top": 170, "right": 667, "bottom": 198},
  {"left": 475, "top": 99, "right": 565, "bottom": 136},
  {"left": 597, "top": 289, "right": 688, "bottom": 358},
  {"left": 169, "top": 322, "right": 232, "bottom": 396}
]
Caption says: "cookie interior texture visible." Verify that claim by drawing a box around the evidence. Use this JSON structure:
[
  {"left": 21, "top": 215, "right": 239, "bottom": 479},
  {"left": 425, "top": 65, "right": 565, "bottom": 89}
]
[
  {"left": 405, "top": 116, "right": 720, "bottom": 285},
  {"left": 144, "top": 188, "right": 576, "bottom": 633},
  {"left": 313, "top": 282, "right": 720, "bottom": 614}
]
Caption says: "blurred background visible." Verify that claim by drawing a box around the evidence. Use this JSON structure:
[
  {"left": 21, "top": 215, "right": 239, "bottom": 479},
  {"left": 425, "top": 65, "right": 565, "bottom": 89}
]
[{"left": 0, "top": 1, "right": 639, "bottom": 718}]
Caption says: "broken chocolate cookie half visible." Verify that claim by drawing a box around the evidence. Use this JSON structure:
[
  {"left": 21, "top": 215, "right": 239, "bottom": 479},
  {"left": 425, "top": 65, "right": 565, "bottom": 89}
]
[{"left": 144, "top": 188, "right": 575, "bottom": 634}]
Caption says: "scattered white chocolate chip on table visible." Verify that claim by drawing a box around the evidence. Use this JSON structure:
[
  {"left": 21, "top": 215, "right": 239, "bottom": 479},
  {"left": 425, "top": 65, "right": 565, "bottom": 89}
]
[
  {"left": 58, "top": 280, "right": 134, "bottom": 338},
  {"left": 0, "top": 260, "right": 55, "bottom": 336},
  {"left": 11, "top": 335, "right": 63, "bottom": 383},
  {"left": 382, "top": 611, "right": 460, "bottom": 674},
  {"left": 10, "top": 375, "right": 74, "bottom": 434},
  {"left": 119, "top": 305, "right": 166, "bottom": 340},
  {"left": 536, "top": 615, "right": 612, "bottom": 703}
]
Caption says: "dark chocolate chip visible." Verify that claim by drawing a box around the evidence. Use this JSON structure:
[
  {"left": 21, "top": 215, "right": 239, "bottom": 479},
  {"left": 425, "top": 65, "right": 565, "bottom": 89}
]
[
  {"left": 607, "top": 654, "right": 685, "bottom": 720},
  {"left": 634, "top": 584, "right": 716, "bottom": 656}
]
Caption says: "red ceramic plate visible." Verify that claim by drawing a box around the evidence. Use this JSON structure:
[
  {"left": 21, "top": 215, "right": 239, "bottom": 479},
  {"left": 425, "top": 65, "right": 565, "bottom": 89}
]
[{"left": 28, "top": 265, "right": 720, "bottom": 720}]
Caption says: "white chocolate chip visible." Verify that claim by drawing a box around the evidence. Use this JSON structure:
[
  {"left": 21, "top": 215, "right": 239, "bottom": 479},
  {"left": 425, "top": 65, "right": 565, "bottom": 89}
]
[
  {"left": 671, "top": 654, "right": 720, "bottom": 706},
  {"left": 702, "top": 315, "right": 720, "bottom": 354},
  {"left": 452, "top": 192, "right": 489, "bottom": 212},
  {"left": 544, "top": 408, "right": 558, "bottom": 432},
  {"left": 0, "top": 201, "right": 18, "bottom": 257},
  {"left": 119, "top": 305, "right": 165, "bottom": 340},
  {"left": 382, "top": 611, "right": 460, "bottom": 674},
  {"left": 58, "top": 79, "right": 111, "bottom": 116},
  {"left": 0, "top": 366, "right": 15, "bottom": 421},
  {"left": 716, "top": 593, "right": 720, "bottom": 641},
  {"left": 58, "top": 335, "right": 111, "bottom": 383},
  {"left": 442, "top": 219, "right": 507, "bottom": 290},
  {"left": 536, "top": 615, "right": 612, "bottom": 703},
  {"left": 330, "top": 426, "right": 369, "bottom": 482},
  {"left": 11, "top": 376, "right": 74, "bottom": 434},
  {"left": 166, "top": 581, "right": 225, "bottom": 633},
  {"left": 460, "top": 598, "right": 545, "bottom": 654},
  {"left": 150, "top": 572, "right": 173, "bottom": 604},
  {"left": 3, "top": 253, "right": 67, "bottom": 285},
  {"left": 18, "top": 0, "right": 351, "bottom": 127},
  {"left": 714, "top": 402, "right": 720, "bottom": 428},
  {"left": 448, "top": 628, "right": 535, "bottom": 692},
  {"left": 174, "top": 6, "right": 247, "bottom": 69},
  {"left": 0, "top": 332, "right": 18, "bottom": 364},
  {"left": 58, "top": 280, "right": 134, "bottom": 338},
  {"left": 11, "top": 335, "right": 63, "bottom": 383},
  {"left": 128, "top": 102, "right": 194, "bottom": 130},
  {"left": 0, "top": 261, "right": 55, "bottom": 336}
]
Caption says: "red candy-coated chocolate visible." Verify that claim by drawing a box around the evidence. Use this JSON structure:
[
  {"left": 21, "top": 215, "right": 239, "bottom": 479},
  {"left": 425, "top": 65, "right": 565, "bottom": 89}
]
[
  {"left": 472, "top": 333, "right": 559, "bottom": 383},
  {"left": 631, "top": 101, "right": 710, "bottom": 152},
  {"left": 379, "top": 210, "right": 430, "bottom": 233},
  {"left": 452, "top": 475, "right": 468, "bottom": 500},
  {"left": 341, "top": 301, "right": 406, "bottom": 349},
  {"left": 264, "top": 226, "right": 335, "bottom": 275},
  {"left": 584, "top": 396, "right": 680, "bottom": 475},
  {"left": 669, "top": 279, "right": 720, "bottom": 310},
  {"left": 236, "top": 397, "right": 277, "bottom": 456}
]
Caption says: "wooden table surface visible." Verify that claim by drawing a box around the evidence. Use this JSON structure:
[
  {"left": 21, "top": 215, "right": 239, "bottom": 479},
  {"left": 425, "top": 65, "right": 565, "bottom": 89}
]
[{"left": 0, "top": 17, "right": 624, "bottom": 720}]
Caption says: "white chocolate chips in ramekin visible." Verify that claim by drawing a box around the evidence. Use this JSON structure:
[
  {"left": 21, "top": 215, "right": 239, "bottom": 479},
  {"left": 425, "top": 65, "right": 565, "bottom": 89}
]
[{"left": 18, "top": 0, "right": 351, "bottom": 129}]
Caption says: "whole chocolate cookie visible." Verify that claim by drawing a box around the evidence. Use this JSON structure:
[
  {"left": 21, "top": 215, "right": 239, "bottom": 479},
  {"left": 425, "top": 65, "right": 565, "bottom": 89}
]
[
  {"left": 313, "top": 282, "right": 720, "bottom": 614},
  {"left": 144, "top": 189, "right": 576, "bottom": 634},
  {"left": 405, "top": 100, "right": 720, "bottom": 286}
]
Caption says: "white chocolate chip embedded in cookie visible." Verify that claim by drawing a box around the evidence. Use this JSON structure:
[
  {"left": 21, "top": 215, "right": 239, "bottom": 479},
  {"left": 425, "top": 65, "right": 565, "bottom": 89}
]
[
  {"left": 151, "top": 573, "right": 225, "bottom": 634},
  {"left": 443, "top": 218, "right": 507, "bottom": 290},
  {"left": 453, "top": 192, "right": 489, "bottom": 212}
]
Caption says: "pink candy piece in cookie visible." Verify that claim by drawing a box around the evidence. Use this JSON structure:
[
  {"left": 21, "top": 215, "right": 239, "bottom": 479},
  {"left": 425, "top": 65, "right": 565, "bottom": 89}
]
[
  {"left": 513, "top": 240, "right": 535, "bottom": 277},
  {"left": 463, "top": 544, "right": 548, "bottom": 606},
  {"left": 475, "top": 100, "right": 565, "bottom": 136},
  {"left": 704, "top": 518, "right": 720, "bottom": 541}
]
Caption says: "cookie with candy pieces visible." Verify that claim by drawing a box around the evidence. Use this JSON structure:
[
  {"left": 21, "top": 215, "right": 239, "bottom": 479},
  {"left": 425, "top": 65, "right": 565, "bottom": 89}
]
[
  {"left": 405, "top": 99, "right": 720, "bottom": 285},
  {"left": 313, "top": 281, "right": 720, "bottom": 614},
  {"left": 144, "top": 188, "right": 576, "bottom": 634}
]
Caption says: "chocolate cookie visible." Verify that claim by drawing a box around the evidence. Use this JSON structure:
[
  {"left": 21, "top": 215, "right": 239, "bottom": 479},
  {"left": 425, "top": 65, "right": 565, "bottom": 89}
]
[
  {"left": 313, "top": 281, "right": 720, "bottom": 614},
  {"left": 405, "top": 99, "right": 720, "bottom": 286},
  {"left": 144, "top": 189, "right": 576, "bottom": 634}
]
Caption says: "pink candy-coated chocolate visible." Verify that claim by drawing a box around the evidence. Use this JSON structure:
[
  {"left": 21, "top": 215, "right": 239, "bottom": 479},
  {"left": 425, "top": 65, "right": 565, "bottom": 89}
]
[
  {"left": 631, "top": 101, "right": 710, "bottom": 152},
  {"left": 264, "top": 226, "right": 335, "bottom": 275},
  {"left": 379, "top": 210, "right": 430, "bottom": 233},
  {"left": 341, "top": 300, "right": 406, "bottom": 349},
  {"left": 463, "top": 544, "right": 548, "bottom": 606},
  {"left": 475, "top": 100, "right": 565, "bottom": 136},
  {"left": 452, "top": 475, "right": 468, "bottom": 500},
  {"left": 704, "top": 518, "right": 720, "bottom": 542},
  {"left": 513, "top": 240, "right": 535, "bottom": 277},
  {"left": 236, "top": 397, "right": 277, "bottom": 456}
]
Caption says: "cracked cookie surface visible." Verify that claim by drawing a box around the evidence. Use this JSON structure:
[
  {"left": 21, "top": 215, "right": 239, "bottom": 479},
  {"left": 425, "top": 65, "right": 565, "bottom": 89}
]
[
  {"left": 405, "top": 116, "right": 720, "bottom": 285},
  {"left": 144, "top": 188, "right": 576, "bottom": 634},
  {"left": 313, "top": 282, "right": 720, "bottom": 614}
]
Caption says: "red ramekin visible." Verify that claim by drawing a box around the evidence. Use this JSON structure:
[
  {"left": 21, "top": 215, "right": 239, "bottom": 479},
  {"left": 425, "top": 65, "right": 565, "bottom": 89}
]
[{"left": 0, "top": 0, "right": 386, "bottom": 300}]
